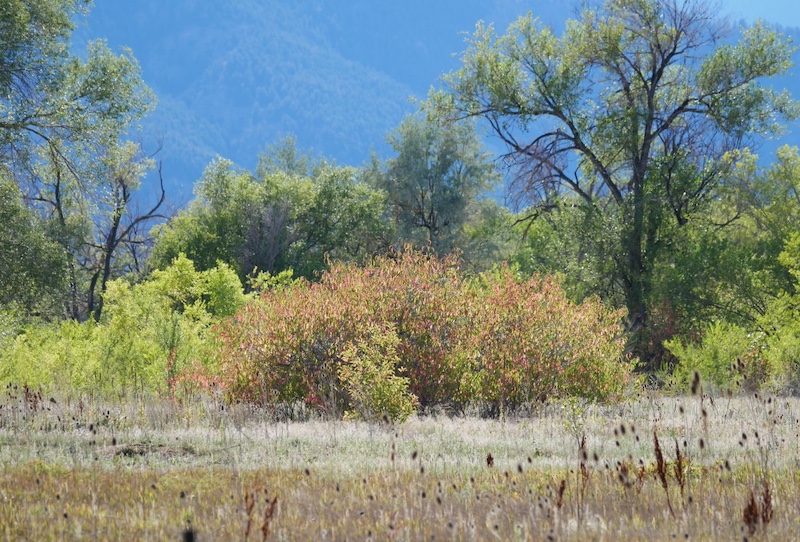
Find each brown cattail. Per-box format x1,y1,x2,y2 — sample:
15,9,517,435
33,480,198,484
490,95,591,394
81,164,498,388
762,481,773,526
691,371,701,395
674,439,685,499
743,491,759,535
244,491,256,541
261,495,278,542
654,430,675,518
618,462,631,488
654,431,668,490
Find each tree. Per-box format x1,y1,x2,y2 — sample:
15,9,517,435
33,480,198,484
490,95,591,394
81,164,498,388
366,113,500,256
0,166,66,316
1,1,161,321
439,0,798,363
152,146,388,282
21,136,165,322
1,2,153,171
82,144,167,321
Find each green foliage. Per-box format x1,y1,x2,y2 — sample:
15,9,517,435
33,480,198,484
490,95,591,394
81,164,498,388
756,233,800,392
682,147,800,323
338,323,417,423
152,147,388,282
668,228,800,395
151,159,257,278
1,0,160,322
665,322,758,393
509,200,626,306
760,324,800,394
247,269,296,293
1,0,153,157
365,113,500,258
0,168,66,316
0,255,243,397
0,319,100,393
97,254,244,395
216,249,633,415
458,198,517,273
439,0,799,368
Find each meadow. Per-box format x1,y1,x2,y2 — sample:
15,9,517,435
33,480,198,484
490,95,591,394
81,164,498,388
1,386,798,540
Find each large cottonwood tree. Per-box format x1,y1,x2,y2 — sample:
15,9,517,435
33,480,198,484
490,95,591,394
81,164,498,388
440,0,798,358
1,0,162,321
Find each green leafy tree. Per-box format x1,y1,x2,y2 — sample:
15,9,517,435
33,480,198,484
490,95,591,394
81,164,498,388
1,2,153,169
152,147,388,282
438,0,799,365
0,167,66,316
23,138,165,322
649,146,800,333
1,1,160,321
366,113,500,256
152,158,258,278
664,148,800,393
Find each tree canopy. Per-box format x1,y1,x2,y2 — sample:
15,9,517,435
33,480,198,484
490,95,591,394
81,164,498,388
1,0,153,168
438,0,799,362
151,146,389,283
365,113,500,256
1,0,162,321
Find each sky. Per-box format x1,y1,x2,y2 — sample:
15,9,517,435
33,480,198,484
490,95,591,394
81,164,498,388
723,0,800,27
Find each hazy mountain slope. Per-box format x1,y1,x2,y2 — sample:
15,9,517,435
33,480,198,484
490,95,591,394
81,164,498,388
77,1,799,200
82,1,414,195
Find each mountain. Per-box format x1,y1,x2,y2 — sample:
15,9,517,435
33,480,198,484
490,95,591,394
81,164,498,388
76,1,800,202
76,0,560,199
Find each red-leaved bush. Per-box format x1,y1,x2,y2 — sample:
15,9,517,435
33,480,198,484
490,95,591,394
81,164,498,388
459,268,633,410
214,250,634,415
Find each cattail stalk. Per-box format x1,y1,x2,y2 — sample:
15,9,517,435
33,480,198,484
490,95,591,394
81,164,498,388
674,439,685,503
654,430,675,518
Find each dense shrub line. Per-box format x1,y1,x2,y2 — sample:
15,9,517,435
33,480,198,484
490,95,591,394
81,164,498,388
665,233,800,395
0,250,634,418
214,250,634,419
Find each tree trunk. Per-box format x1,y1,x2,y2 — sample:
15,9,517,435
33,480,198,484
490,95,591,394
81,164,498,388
622,177,652,368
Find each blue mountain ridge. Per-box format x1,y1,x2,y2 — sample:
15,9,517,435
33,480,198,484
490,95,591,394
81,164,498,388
77,1,800,203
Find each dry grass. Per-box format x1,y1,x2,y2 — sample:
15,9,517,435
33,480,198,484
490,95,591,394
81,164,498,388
1,386,800,540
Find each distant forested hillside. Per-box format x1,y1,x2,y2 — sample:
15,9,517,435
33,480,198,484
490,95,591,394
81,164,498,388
74,2,799,199
78,1,568,197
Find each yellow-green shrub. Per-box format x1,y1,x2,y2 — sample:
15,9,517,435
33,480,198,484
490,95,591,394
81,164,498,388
338,323,417,423
0,255,244,397
664,321,761,393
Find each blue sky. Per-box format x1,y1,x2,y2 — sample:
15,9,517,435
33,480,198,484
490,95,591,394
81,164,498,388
723,0,800,27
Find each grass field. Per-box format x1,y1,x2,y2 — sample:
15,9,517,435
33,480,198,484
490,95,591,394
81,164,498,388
1,387,798,540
